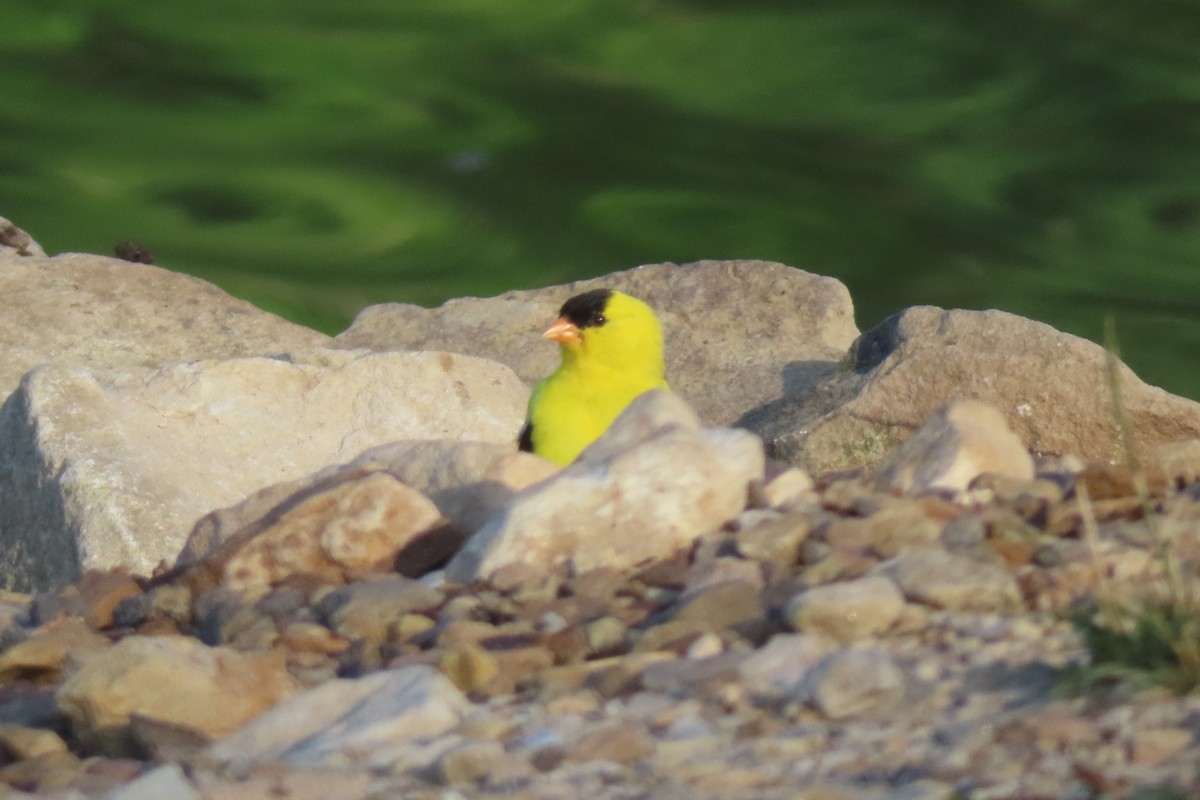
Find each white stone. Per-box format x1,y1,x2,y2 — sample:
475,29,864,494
0,349,528,589
873,399,1034,494
445,391,763,582
208,666,468,769
108,764,200,800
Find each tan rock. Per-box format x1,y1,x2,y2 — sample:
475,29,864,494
444,391,764,582
180,440,555,568
318,576,444,644
670,580,764,633
0,723,68,760
435,739,507,785
73,570,143,630
1150,438,1200,483
1129,726,1193,766
737,633,840,699
756,466,815,509
823,499,943,558
800,648,905,719
883,548,1022,612
785,576,904,642
872,399,1034,494
564,722,655,766
440,645,499,693
334,260,859,426
734,510,811,565
57,636,296,756
183,472,444,596
748,306,1200,472
0,617,109,680
0,349,527,590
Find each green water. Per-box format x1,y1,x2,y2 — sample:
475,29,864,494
3,1,1200,397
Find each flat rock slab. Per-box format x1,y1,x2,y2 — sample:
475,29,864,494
747,306,1200,472
333,260,860,426
207,666,467,770
0,252,329,402
0,350,528,591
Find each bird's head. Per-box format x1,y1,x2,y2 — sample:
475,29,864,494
542,288,664,377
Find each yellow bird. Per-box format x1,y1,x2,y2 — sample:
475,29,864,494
518,288,668,466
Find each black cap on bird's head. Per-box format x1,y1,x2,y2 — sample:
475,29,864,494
543,288,613,345
559,288,612,329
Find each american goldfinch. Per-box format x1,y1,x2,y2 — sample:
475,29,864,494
518,288,668,466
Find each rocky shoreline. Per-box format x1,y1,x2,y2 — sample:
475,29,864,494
1,219,1199,798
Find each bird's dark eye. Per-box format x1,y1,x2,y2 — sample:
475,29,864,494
595,314,606,326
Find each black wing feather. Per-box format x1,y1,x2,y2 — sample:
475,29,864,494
517,421,534,453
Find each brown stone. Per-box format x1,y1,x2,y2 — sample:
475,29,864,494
736,510,811,565
0,724,68,761
670,580,764,633
1129,726,1193,766
57,636,296,756
184,471,444,597
0,617,109,681
74,570,143,630
439,645,499,694
564,722,655,766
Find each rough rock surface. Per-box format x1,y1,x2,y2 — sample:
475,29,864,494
177,472,445,598
179,440,556,569
333,260,860,426
2,247,1200,798
746,306,1200,473
0,350,528,590
0,437,1195,797
57,636,295,756
0,251,328,401
445,391,764,582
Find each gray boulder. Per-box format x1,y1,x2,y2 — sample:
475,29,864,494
334,259,859,426
0,251,328,402
746,306,1200,473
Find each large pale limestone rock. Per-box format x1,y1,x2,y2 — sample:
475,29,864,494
746,307,1200,473
207,666,467,769
872,399,1034,494
445,391,764,583
57,636,296,757
0,350,528,591
334,260,859,426
0,251,328,402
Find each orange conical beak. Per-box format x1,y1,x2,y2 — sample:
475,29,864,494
542,316,582,345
